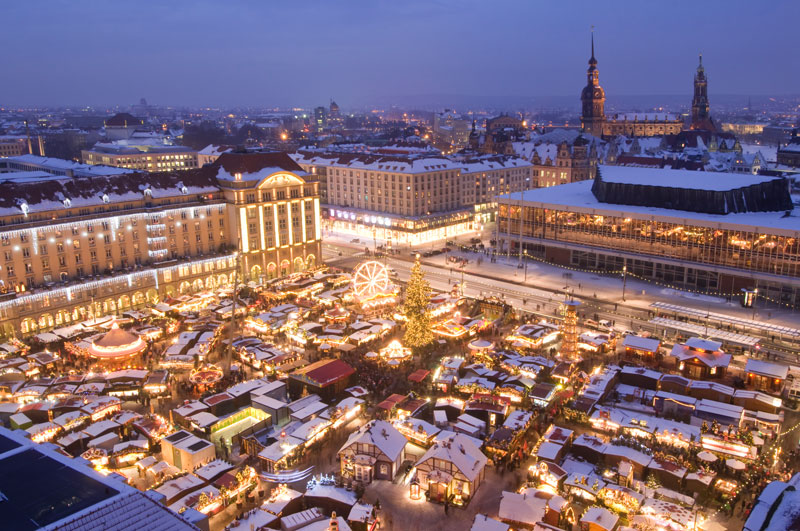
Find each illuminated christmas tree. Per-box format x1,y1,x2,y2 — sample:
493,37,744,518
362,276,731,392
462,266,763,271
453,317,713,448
403,255,434,348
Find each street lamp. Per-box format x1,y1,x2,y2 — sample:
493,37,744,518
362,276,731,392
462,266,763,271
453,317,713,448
621,265,627,302
752,288,758,320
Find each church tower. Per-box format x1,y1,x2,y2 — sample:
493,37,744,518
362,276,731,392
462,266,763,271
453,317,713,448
691,54,712,128
581,33,605,137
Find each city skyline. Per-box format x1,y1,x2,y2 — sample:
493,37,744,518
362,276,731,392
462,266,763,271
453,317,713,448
2,0,799,108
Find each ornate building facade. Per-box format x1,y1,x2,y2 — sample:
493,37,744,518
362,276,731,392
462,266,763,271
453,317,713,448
0,152,320,338
580,35,683,137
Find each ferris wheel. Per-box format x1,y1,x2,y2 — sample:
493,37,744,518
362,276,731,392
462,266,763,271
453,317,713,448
352,261,391,299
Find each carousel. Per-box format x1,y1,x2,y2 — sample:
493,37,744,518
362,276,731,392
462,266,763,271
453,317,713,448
87,322,147,365
324,305,351,324
468,339,495,366
189,364,224,389
379,340,412,365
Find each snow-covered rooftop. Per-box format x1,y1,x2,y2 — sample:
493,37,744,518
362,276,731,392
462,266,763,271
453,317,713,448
498,176,800,234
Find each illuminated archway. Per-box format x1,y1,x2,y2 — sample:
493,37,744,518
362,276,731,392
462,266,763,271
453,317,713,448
179,281,191,294
192,278,204,292
266,263,277,280
217,274,228,287
118,295,131,310
21,318,37,334
104,298,117,315
38,313,54,331
306,255,316,269
293,257,304,273
250,265,262,282
280,260,290,277
146,288,159,303
205,276,216,290
56,309,71,326
132,292,146,307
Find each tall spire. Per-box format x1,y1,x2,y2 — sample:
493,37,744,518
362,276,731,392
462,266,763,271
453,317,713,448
697,53,704,72
589,26,597,66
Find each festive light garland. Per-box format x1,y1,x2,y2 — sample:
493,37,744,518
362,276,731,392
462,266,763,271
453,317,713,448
476,247,800,310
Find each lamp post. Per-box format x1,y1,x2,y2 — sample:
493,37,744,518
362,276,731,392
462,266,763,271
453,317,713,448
621,265,627,302
752,288,758,320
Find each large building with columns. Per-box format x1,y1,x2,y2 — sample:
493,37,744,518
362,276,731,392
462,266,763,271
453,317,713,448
0,151,320,338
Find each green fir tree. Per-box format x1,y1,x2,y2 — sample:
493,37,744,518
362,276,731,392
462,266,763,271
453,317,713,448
403,255,434,348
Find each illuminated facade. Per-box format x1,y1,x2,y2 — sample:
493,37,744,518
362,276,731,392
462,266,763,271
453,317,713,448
581,34,683,137
0,137,28,158
292,150,532,243
0,152,321,338
214,152,321,282
498,166,800,307
82,144,198,172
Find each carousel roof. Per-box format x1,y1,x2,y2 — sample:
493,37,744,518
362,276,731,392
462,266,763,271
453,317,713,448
88,323,146,359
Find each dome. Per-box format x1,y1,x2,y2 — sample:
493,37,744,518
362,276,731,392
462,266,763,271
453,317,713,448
93,322,138,348
88,322,146,359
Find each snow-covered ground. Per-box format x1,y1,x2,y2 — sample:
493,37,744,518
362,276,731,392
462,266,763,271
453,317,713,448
322,227,800,331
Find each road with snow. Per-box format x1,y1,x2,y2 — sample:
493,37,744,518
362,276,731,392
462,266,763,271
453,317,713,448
322,240,800,363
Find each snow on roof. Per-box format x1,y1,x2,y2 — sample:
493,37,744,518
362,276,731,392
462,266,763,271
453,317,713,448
48,491,199,531
292,150,463,174
685,337,723,351
417,432,487,482
498,489,548,525
745,358,788,380
609,112,679,122
622,335,661,352
295,516,352,531
620,365,662,380
499,175,800,234
347,502,373,523
304,482,358,507
695,398,744,419
601,164,780,191
193,459,234,482
535,441,563,461
471,513,511,531
339,420,406,462
670,340,730,368
581,506,619,530
278,507,324,530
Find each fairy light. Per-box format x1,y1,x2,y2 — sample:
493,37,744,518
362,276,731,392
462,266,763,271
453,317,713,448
453,243,798,310
0,253,236,312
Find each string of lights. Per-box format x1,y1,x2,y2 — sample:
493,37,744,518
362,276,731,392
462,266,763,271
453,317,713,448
478,247,800,310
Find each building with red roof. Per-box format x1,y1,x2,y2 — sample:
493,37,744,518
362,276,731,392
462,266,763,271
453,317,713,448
288,358,354,401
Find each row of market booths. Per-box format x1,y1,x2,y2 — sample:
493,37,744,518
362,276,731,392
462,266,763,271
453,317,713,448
3,368,170,405
169,375,365,476
575,363,783,440
224,482,378,531
161,323,225,369
625,334,791,397
336,417,490,508
8,387,175,475
524,425,709,531
2,367,171,442
432,353,575,411
146,451,261,520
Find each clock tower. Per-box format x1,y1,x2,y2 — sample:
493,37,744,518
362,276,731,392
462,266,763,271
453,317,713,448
581,33,606,137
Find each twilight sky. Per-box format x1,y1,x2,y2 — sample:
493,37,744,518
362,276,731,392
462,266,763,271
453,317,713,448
2,0,797,109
